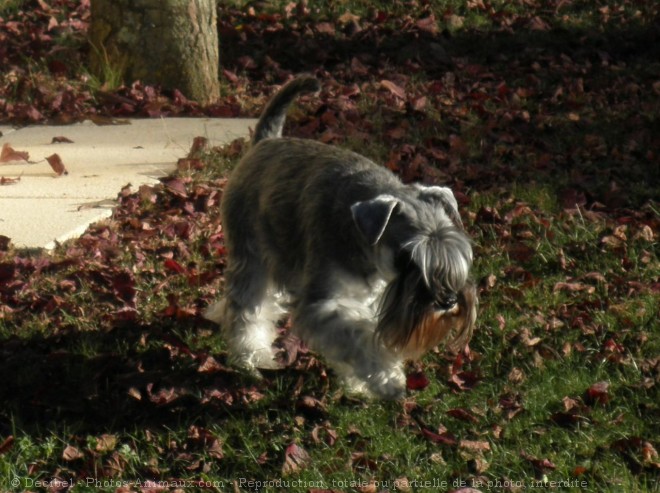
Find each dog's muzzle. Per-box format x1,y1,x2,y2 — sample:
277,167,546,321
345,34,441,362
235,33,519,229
398,282,477,360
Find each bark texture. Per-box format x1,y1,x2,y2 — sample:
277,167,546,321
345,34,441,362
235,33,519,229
89,0,220,104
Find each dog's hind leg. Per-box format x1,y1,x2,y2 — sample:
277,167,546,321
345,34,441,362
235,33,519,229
204,246,284,371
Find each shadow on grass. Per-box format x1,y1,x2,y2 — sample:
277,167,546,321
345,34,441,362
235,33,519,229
0,320,315,436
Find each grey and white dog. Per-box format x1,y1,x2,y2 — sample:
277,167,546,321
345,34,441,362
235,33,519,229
205,75,477,398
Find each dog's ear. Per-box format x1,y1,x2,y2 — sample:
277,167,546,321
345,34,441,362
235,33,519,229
351,195,400,245
415,185,463,228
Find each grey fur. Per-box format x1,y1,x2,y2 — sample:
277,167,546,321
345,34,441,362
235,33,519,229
205,76,477,399
252,75,321,144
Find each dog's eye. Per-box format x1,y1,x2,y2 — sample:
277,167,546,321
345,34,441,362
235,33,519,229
435,292,458,310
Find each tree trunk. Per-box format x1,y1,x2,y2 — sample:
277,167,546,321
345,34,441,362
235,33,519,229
89,0,220,105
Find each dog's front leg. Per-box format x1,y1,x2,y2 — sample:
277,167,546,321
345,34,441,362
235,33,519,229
293,300,406,399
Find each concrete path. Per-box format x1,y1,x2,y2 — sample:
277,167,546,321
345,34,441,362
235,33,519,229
0,118,255,250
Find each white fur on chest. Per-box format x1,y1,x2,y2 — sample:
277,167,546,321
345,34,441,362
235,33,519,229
316,270,388,324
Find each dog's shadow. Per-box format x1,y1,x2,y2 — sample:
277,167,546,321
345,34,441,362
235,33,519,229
0,319,328,437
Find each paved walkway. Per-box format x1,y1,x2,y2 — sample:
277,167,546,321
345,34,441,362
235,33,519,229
0,118,255,250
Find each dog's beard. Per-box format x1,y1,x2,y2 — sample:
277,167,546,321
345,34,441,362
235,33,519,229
377,269,477,360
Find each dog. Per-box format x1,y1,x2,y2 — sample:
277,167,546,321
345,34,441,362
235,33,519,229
205,75,477,399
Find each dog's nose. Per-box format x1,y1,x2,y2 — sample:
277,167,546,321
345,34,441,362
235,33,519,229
437,293,458,310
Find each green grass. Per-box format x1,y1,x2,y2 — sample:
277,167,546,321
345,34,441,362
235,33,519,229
0,0,25,15
2,177,656,491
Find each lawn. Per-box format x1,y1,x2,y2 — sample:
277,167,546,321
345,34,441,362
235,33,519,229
0,1,658,492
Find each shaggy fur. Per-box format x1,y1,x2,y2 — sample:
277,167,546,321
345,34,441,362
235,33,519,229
205,75,477,398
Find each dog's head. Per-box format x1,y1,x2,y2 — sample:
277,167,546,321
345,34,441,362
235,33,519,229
351,185,477,359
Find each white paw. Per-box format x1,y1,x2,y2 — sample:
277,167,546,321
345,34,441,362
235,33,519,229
343,366,406,400
248,348,282,370
367,367,407,399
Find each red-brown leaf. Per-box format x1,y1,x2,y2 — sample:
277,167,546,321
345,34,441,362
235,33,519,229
296,395,328,419
406,370,430,390
164,258,187,274
459,439,491,452
0,176,20,185
0,435,14,455
447,407,480,424
0,143,29,163
585,381,611,405
521,450,556,471
51,136,74,143
94,434,117,453
62,444,84,461
188,136,209,157
421,427,457,446
282,442,310,475
46,153,68,175
380,79,406,99
197,354,229,374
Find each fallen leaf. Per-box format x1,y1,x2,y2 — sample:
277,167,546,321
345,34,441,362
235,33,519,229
146,383,188,405
46,153,68,175
416,15,438,34
95,434,117,453
197,354,228,374
311,423,338,447
338,11,360,26
459,439,491,452
162,176,189,198
550,410,589,427
315,21,335,35
0,436,14,455
447,408,480,424
127,387,142,400
188,425,224,460
177,157,204,171
411,95,427,111
585,381,611,405
498,392,524,420
521,450,556,472
528,15,550,30
62,444,84,461
187,136,209,157
282,442,310,475
380,79,406,99
406,371,430,390
164,258,187,274
633,225,655,242
421,427,457,446
563,396,581,411
350,451,379,471
0,176,21,185
508,367,525,384
357,480,378,493
553,281,595,294
0,143,29,163
296,395,328,419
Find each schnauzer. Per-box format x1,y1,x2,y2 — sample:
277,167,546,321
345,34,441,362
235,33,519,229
205,75,477,399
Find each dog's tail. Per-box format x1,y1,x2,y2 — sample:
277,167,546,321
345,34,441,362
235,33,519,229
252,75,321,144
